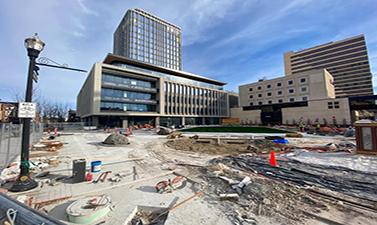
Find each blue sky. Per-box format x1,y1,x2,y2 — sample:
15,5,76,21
0,0,376,109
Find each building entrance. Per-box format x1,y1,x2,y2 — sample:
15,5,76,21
260,105,282,125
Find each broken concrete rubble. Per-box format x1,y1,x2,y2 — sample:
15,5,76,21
166,131,182,139
0,164,19,185
219,193,239,201
156,126,172,135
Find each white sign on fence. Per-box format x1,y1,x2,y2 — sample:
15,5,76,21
18,102,36,118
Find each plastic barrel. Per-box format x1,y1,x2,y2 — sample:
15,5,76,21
91,161,102,173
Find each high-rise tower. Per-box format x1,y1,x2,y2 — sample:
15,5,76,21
114,9,182,70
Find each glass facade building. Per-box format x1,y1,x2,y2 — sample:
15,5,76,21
77,54,230,128
100,72,158,113
114,9,182,70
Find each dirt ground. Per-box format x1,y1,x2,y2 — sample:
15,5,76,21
160,133,377,225
165,137,278,155
199,164,326,225
4,130,376,225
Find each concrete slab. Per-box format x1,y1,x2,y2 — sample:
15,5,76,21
23,131,232,225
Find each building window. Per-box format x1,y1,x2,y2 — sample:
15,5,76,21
288,89,295,93
301,87,307,92
249,95,253,99
249,87,253,92
258,94,262,98
277,82,282,87
288,80,293,85
302,96,308,101
258,101,263,105
328,102,333,109
257,86,262,90
249,102,253,106
300,78,306,83
267,92,272,96
267,84,271,89
289,98,295,102
334,101,340,108
278,99,283,103
268,100,272,104
277,91,282,95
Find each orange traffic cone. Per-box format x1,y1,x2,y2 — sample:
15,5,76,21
269,150,278,167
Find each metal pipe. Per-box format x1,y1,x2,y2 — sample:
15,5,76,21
36,62,87,73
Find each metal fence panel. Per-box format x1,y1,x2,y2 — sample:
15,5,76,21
0,123,43,169
44,122,85,132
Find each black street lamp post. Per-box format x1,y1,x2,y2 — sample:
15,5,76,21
10,34,45,192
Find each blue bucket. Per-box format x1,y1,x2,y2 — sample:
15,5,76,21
91,161,102,173
273,139,289,144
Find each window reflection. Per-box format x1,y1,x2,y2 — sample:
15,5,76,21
101,88,153,101
102,73,154,88
111,63,223,90
100,101,154,112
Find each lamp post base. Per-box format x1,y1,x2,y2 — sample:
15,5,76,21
9,175,38,192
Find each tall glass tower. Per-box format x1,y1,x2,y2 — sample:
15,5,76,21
114,9,182,70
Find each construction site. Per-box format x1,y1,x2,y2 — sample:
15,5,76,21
0,123,377,225
2,1,377,224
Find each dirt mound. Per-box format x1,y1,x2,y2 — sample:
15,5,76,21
165,138,247,155
103,133,129,145
166,138,282,155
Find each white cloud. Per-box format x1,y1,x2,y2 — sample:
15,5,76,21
72,31,85,38
164,0,245,45
211,0,314,48
77,0,98,16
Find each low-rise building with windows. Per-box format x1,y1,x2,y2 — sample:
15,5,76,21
239,69,334,106
77,54,230,128
232,68,376,125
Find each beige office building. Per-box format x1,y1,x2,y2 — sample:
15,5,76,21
239,69,334,106
284,35,374,97
77,54,230,128
233,69,353,125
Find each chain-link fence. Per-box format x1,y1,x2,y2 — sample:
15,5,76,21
0,123,43,169
44,122,85,132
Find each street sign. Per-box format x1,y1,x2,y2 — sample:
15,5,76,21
18,102,36,118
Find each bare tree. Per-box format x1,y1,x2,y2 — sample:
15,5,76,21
40,100,69,122
11,88,70,123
